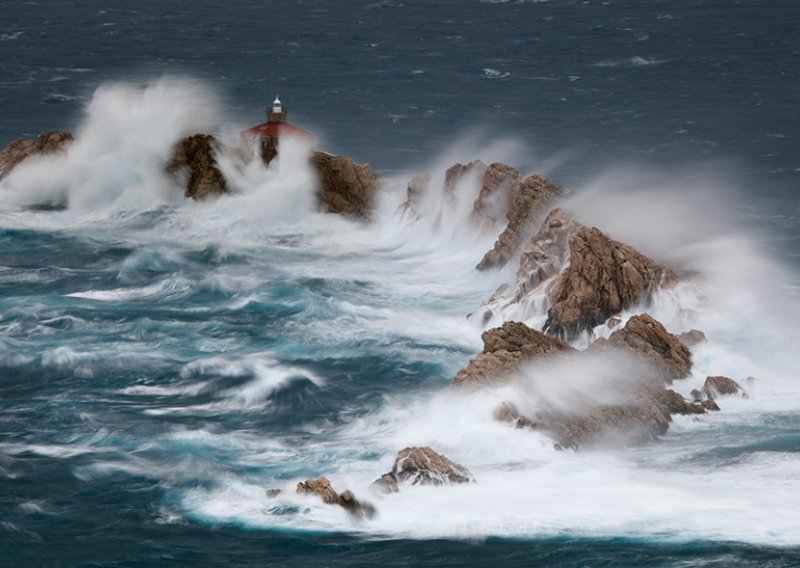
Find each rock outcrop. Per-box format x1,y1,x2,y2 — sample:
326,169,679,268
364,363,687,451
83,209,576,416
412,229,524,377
544,227,678,339
311,152,383,218
0,131,74,178
702,376,747,399
372,447,473,490
453,321,573,387
166,134,229,199
457,316,722,449
296,477,375,518
594,314,692,383
477,174,567,270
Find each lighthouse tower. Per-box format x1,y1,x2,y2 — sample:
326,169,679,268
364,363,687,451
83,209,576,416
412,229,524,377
242,95,314,164
267,95,287,124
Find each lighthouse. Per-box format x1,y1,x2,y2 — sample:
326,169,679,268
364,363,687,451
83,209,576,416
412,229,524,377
242,95,314,164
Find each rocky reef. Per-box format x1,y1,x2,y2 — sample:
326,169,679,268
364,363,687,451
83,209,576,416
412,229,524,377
0,130,382,218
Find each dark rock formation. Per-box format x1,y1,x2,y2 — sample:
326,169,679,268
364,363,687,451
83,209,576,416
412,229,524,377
296,477,375,518
452,321,573,387
477,175,567,270
595,314,692,383
0,131,74,178
544,227,678,339
311,152,383,218
374,447,473,488
702,376,747,399
166,134,229,199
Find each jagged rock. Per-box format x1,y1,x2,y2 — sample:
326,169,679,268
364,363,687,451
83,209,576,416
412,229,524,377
702,376,747,399
370,473,399,494
166,134,229,199
452,321,573,387
494,402,545,430
477,174,567,270
472,162,521,225
296,477,339,505
678,329,707,348
388,447,473,486
311,152,383,218
444,160,485,192
544,227,678,339
296,477,375,518
0,131,74,177
512,208,584,297
595,314,692,383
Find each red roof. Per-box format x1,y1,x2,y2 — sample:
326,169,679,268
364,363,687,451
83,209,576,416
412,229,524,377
242,122,313,138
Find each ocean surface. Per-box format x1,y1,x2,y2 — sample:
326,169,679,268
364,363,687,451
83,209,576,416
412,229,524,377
1,1,800,566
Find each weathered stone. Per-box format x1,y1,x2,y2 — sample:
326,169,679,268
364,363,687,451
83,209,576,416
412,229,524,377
296,477,339,505
265,488,282,498
702,376,747,399
453,321,573,387
296,477,375,518
544,227,678,339
472,162,521,225
166,134,229,199
477,174,567,270
390,447,473,486
444,160,486,193
311,152,383,218
596,314,693,383
678,329,707,348
370,473,399,494
0,131,74,178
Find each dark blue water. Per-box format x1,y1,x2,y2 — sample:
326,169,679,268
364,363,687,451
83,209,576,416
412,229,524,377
2,1,800,566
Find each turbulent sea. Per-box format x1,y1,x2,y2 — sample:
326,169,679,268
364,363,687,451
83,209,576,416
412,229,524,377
2,1,800,566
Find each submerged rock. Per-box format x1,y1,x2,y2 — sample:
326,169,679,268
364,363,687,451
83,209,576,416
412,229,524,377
544,227,678,339
0,130,74,178
296,477,375,518
311,151,383,218
374,447,473,488
477,174,567,270
452,321,573,387
166,134,229,199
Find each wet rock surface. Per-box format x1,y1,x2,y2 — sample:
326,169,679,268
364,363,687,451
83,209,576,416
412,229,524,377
373,447,473,489
166,134,229,199
477,175,567,270
544,227,678,339
703,376,747,399
594,314,693,383
0,131,74,178
311,151,383,218
453,321,573,387
296,477,375,518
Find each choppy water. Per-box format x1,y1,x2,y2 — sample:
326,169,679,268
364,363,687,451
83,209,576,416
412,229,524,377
1,1,799,566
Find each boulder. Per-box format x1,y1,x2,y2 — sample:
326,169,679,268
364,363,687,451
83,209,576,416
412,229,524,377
452,321,574,387
477,174,567,270
311,152,383,218
296,476,375,518
0,131,74,178
702,376,747,399
678,329,707,348
595,314,692,383
374,447,473,488
165,134,229,199
544,227,678,339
